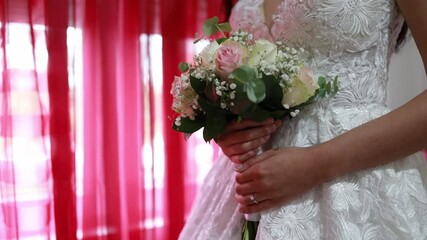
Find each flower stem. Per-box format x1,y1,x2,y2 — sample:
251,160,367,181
241,219,259,240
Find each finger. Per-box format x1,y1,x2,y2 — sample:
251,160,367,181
234,149,277,174
226,135,271,159
235,180,265,195
224,118,274,133
234,148,258,163
239,199,277,214
235,192,268,206
219,123,277,147
274,119,282,129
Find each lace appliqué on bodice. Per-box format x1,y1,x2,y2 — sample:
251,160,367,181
230,0,404,108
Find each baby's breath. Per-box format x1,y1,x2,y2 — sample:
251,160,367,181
230,29,253,46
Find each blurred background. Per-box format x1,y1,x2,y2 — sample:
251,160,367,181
0,0,425,239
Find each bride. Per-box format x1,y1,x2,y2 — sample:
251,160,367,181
179,0,427,239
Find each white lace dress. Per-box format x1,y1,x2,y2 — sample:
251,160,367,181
178,0,427,239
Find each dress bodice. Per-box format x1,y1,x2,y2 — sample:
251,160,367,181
179,2,427,240
230,0,405,108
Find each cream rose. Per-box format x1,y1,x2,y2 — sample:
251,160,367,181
199,41,220,69
248,39,277,67
282,65,318,107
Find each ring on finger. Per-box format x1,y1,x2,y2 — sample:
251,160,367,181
249,193,258,204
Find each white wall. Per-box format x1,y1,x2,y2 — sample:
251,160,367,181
387,36,427,109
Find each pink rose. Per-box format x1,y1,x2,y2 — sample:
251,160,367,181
215,41,248,80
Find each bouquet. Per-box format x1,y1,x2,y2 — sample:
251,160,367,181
170,17,338,142
170,16,338,239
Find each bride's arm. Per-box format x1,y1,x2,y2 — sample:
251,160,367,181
235,0,427,213
318,0,427,182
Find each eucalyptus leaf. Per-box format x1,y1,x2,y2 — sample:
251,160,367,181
217,23,232,33
230,65,256,84
203,17,220,37
245,80,266,103
216,37,228,44
178,62,189,72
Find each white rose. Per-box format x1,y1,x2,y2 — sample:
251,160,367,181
282,65,318,107
248,39,277,67
199,41,220,69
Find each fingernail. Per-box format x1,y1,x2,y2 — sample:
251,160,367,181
234,163,243,171
270,125,277,132
231,156,239,163
266,118,274,124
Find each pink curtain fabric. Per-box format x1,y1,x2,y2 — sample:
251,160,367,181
79,0,145,239
1,0,227,239
160,1,226,238
0,0,75,238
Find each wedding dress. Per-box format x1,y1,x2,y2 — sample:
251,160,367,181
178,0,427,239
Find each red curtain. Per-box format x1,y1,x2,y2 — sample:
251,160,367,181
159,1,226,238
1,0,227,239
80,0,227,239
1,0,75,238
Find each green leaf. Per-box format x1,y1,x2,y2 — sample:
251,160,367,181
333,75,338,86
325,81,331,93
197,97,215,112
230,90,252,114
237,115,243,122
332,76,339,96
203,112,227,142
230,65,266,103
318,76,327,88
261,74,283,109
245,80,266,103
178,62,189,72
248,105,270,121
217,22,232,33
216,37,228,44
172,116,204,134
318,88,326,97
230,65,256,84
333,85,339,96
270,109,288,119
203,17,220,37
190,75,206,95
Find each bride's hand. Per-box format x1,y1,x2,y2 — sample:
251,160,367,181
215,118,282,164
234,147,329,214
